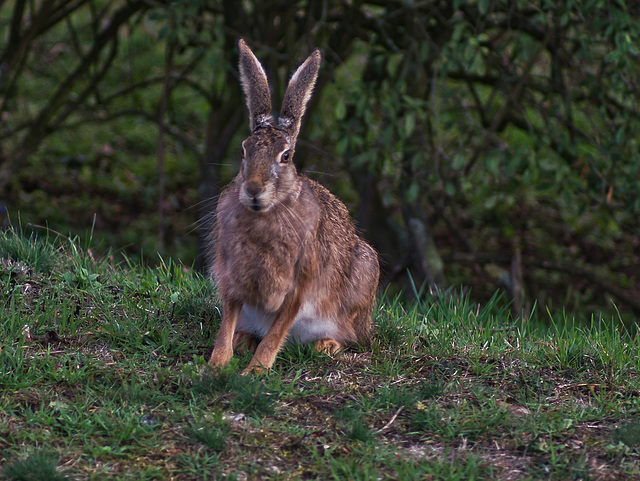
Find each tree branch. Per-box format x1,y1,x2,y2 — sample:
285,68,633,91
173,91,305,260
58,108,202,162
0,0,149,192
53,36,120,126
447,252,640,315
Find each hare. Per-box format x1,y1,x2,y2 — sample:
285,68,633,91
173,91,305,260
208,39,379,374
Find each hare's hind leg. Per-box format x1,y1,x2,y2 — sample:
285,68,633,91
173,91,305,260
349,241,379,340
233,331,259,354
209,300,242,368
315,338,343,355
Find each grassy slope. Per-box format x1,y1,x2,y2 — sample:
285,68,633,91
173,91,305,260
0,229,639,481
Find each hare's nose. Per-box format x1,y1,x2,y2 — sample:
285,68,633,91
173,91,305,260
245,180,263,198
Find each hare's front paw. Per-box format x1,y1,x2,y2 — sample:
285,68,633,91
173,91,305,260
314,338,343,356
209,347,233,368
241,359,269,376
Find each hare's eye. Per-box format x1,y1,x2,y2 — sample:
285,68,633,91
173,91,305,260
280,150,291,163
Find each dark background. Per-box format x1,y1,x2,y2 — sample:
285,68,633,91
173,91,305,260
1,0,638,323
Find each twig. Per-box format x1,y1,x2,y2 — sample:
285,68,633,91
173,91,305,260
491,327,517,332
375,406,404,434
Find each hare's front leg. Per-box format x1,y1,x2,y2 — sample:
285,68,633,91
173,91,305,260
243,293,302,375
209,300,242,368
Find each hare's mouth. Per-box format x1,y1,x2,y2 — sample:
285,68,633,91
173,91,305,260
243,195,271,213
240,185,274,213
250,198,262,211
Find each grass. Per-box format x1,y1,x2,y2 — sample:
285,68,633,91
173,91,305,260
1,227,640,480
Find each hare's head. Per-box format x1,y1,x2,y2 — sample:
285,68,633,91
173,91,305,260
236,39,322,213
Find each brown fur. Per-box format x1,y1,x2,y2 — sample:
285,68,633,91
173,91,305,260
207,39,379,374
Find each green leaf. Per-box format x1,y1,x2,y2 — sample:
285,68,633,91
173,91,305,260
452,153,467,171
336,137,349,156
406,181,420,203
484,195,497,209
445,182,457,196
403,113,416,138
158,25,169,41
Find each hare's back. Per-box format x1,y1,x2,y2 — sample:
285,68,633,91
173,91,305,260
302,177,360,240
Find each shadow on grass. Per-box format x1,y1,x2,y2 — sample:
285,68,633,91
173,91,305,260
2,450,68,481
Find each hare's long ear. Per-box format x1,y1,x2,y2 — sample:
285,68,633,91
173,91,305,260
238,39,273,131
279,49,322,146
